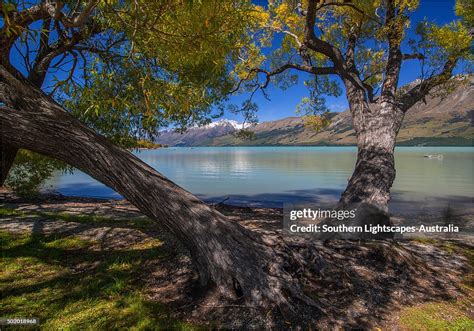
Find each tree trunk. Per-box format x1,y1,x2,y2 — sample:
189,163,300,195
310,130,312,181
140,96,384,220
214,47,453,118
0,66,19,186
0,141,17,186
0,66,314,313
341,93,405,213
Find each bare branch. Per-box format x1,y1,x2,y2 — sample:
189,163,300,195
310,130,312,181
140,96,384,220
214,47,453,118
231,63,337,94
0,1,96,76
44,0,98,28
28,23,100,87
402,53,425,61
49,51,79,96
257,64,337,89
398,57,458,111
265,25,303,48
63,1,98,28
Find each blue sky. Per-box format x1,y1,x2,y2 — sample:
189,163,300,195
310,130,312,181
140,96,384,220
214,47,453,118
226,0,462,123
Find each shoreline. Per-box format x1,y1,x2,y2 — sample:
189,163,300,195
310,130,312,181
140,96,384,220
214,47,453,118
1,189,473,242
27,189,474,219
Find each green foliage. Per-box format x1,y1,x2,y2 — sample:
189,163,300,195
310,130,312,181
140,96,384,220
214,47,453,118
426,21,472,57
233,129,256,140
228,100,259,129
410,16,472,80
5,151,70,198
134,140,167,149
455,0,474,28
58,0,255,143
296,77,341,127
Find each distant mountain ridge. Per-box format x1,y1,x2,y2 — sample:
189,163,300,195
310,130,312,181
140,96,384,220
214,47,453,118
156,80,473,147
156,119,249,147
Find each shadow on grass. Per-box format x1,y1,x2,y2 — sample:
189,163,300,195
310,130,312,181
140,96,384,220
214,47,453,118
0,228,196,330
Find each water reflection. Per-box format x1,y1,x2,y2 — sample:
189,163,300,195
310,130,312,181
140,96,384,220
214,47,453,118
47,146,474,209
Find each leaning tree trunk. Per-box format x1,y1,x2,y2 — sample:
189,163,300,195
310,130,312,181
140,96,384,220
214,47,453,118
340,90,405,213
0,65,315,314
0,66,18,186
0,141,17,186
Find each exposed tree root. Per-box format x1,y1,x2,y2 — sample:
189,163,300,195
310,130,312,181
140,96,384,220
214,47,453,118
194,205,471,329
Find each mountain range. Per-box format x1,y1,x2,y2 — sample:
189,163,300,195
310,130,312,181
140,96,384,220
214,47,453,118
156,80,473,147
155,119,249,147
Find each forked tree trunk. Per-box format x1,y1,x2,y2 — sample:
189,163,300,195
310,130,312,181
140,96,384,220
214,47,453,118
340,89,405,213
0,66,311,312
0,142,17,186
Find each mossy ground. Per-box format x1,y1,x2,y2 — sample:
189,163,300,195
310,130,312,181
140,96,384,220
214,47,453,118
0,206,198,330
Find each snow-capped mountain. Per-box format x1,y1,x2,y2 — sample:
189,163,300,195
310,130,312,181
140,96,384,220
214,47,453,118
203,119,250,130
156,119,249,146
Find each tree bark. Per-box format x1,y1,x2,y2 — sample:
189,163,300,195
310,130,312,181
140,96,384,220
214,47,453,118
0,142,17,186
340,87,405,213
0,66,312,313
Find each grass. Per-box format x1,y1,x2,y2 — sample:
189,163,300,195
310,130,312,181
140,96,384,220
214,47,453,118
0,208,198,330
398,302,474,331
0,205,155,231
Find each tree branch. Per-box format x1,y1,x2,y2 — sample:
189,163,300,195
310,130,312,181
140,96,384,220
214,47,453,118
398,57,458,111
0,1,97,79
2,3,49,30
257,64,337,89
304,1,374,102
28,23,100,87
402,53,425,60
45,0,99,28
344,22,361,70
381,0,404,99
231,63,336,94
304,0,345,67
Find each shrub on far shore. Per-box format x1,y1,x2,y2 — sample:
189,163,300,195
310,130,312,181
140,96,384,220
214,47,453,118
134,140,167,149
4,150,70,198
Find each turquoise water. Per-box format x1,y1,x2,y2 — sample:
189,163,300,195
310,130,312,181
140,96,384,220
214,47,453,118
47,146,474,208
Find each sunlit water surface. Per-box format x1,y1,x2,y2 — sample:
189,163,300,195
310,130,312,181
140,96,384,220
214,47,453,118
47,147,473,211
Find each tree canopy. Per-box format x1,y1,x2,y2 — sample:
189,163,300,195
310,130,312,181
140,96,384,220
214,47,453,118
2,1,471,137
1,0,257,145
231,0,472,129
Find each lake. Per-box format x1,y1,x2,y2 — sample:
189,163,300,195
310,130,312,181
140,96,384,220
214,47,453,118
47,146,474,212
